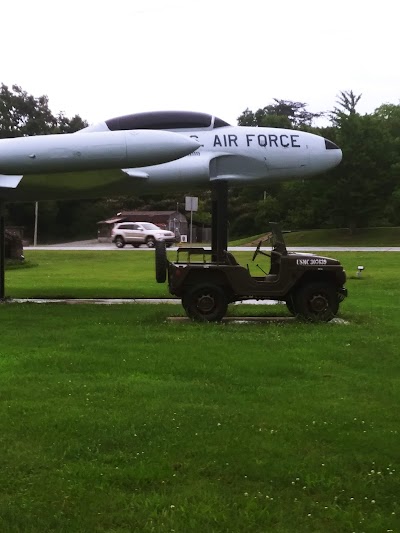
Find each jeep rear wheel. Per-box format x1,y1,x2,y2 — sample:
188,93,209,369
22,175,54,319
286,295,297,316
115,236,125,248
182,284,228,322
294,281,339,322
155,241,167,283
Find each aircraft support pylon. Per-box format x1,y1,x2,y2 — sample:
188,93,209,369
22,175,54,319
0,201,5,300
211,181,228,262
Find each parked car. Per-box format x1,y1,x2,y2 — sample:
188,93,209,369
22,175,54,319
111,222,176,248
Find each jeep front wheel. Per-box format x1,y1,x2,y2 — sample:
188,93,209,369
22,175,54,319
115,236,125,248
294,281,339,322
146,237,156,248
182,284,228,322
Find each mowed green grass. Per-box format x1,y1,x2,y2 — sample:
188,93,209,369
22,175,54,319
1,251,400,532
5,250,172,299
5,248,400,299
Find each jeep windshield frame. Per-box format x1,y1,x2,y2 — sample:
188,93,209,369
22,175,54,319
268,222,288,255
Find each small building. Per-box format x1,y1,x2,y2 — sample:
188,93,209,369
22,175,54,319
5,229,24,260
97,211,188,242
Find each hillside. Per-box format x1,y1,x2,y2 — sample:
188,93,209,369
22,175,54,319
231,227,400,247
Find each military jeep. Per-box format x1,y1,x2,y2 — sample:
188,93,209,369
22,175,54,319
155,223,347,322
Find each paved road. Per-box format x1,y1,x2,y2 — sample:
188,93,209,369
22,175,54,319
25,240,400,252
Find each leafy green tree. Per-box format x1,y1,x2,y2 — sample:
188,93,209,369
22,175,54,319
325,102,396,231
0,83,57,138
0,83,87,138
0,83,88,241
385,185,400,225
331,90,362,121
55,112,88,134
238,99,323,129
254,195,283,229
372,103,400,225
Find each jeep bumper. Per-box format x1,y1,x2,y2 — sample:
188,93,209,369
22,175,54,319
338,287,348,301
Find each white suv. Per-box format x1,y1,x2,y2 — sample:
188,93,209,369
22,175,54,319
111,222,176,248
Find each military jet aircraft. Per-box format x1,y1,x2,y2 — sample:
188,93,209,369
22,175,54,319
0,110,343,298
0,111,341,201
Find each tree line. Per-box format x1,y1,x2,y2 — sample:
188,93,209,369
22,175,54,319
1,84,399,241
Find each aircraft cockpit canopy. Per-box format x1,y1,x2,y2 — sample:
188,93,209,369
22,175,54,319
104,111,231,131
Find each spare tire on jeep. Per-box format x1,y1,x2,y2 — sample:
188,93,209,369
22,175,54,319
155,240,167,283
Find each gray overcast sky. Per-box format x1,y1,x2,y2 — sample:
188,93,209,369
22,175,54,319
2,0,398,126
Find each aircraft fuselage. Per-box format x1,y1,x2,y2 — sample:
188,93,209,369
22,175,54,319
0,111,342,201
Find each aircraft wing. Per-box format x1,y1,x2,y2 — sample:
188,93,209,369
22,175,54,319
121,169,149,179
1,153,267,201
0,174,23,188
0,168,151,201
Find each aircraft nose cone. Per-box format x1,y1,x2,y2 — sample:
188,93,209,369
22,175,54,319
148,131,200,162
125,130,201,166
178,134,201,153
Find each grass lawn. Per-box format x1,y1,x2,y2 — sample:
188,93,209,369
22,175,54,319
1,251,400,531
4,248,398,299
5,250,173,299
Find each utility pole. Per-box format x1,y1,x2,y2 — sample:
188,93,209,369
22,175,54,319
185,196,198,244
34,202,38,246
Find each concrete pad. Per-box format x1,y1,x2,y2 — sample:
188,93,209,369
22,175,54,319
167,316,295,323
330,317,350,325
168,316,350,324
8,298,280,305
8,298,182,305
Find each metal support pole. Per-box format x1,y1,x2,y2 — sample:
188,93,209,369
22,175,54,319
0,201,5,300
211,189,218,257
34,201,38,246
211,181,228,262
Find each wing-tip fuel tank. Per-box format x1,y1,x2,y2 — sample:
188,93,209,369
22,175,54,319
0,130,200,176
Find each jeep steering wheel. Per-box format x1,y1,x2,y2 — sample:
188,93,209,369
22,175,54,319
252,241,271,261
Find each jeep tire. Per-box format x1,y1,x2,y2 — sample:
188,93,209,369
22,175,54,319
182,283,228,322
294,281,339,322
155,241,168,283
286,294,297,316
